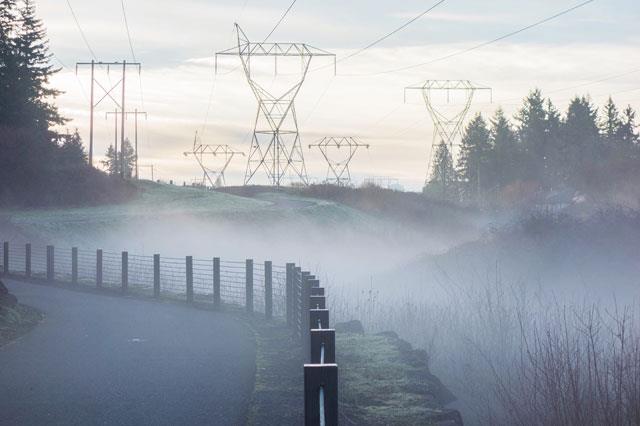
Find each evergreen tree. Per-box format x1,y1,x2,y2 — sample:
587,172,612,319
562,96,601,188
618,105,639,149
544,99,563,188
489,109,518,189
516,89,548,183
457,114,491,201
102,138,135,178
0,0,19,125
14,0,63,130
601,97,621,144
58,129,87,167
426,140,456,201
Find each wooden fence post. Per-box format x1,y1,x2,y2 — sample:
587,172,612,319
153,254,160,298
310,329,336,364
304,364,339,426
186,256,193,303
25,243,31,278
310,309,330,330
245,259,253,313
121,251,128,292
265,261,273,319
96,249,103,288
302,272,312,361
213,257,221,308
72,247,78,285
46,245,54,282
286,263,295,326
310,294,325,310
2,242,8,276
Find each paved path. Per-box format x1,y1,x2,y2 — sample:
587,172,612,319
0,280,256,426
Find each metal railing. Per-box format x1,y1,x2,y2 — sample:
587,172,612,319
1,241,337,425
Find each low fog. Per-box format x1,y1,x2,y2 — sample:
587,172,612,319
4,184,640,424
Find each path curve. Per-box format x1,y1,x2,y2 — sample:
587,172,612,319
0,280,256,426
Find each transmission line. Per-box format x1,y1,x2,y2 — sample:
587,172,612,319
341,0,446,62
65,0,97,60
263,0,297,42
120,0,137,63
351,0,596,76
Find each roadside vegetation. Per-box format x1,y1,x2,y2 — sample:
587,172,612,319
0,1,134,208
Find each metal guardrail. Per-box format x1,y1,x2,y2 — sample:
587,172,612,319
1,241,338,425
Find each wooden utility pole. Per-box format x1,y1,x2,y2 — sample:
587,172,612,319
75,60,142,169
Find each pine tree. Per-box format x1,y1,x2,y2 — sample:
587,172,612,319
58,129,87,167
618,105,639,148
14,0,63,130
0,0,19,125
426,140,456,200
516,89,548,183
102,138,135,178
601,97,621,143
457,113,491,201
562,96,601,188
489,109,518,189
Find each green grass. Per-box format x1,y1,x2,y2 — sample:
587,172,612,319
337,331,459,425
3,180,389,246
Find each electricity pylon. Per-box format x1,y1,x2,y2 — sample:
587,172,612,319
183,132,246,188
405,80,491,186
215,24,336,187
309,137,370,186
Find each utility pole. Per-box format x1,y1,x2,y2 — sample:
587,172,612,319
139,164,155,181
76,60,142,169
106,109,148,179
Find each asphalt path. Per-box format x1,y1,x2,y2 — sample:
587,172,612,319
0,280,256,426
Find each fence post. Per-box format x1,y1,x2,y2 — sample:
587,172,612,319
310,294,325,310
2,242,8,276
265,261,273,319
153,254,160,298
46,245,54,282
25,243,31,278
186,256,193,303
96,249,103,288
304,364,339,426
310,329,336,364
72,247,78,285
310,309,330,330
213,257,221,308
286,263,294,327
121,251,128,292
245,259,253,314
302,272,312,361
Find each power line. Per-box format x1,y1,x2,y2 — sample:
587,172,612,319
263,0,297,42
341,0,447,62
120,0,137,63
65,0,96,60
351,0,596,76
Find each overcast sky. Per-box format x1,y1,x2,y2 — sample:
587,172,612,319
40,0,640,190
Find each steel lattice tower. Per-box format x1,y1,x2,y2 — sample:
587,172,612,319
183,132,245,188
309,137,370,186
216,24,335,187
405,80,491,186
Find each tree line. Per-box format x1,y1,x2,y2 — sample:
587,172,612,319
427,90,640,206
0,0,133,206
